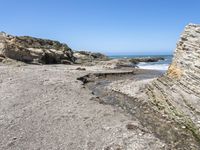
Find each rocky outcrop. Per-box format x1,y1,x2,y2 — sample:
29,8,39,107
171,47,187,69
167,24,200,90
97,59,136,69
0,32,75,64
129,57,164,64
146,24,200,142
83,24,200,147
73,51,109,64
97,57,165,69
78,68,200,149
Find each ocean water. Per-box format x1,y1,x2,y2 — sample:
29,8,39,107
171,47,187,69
108,55,173,71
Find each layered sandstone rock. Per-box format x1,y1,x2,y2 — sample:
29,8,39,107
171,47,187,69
146,24,200,141
0,32,75,64
167,24,200,94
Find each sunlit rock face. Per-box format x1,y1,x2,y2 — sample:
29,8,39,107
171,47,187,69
73,51,109,64
146,24,200,143
167,24,200,95
0,32,75,64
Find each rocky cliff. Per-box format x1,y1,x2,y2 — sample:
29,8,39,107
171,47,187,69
146,24,200,142
167,24,200,95
0,32,75,64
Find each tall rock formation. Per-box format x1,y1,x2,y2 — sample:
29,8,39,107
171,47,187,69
167,24,200,95
0,32,75,64
146,24,200,142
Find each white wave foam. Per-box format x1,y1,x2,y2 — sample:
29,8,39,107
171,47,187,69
138,64,169,71
139,62,147,65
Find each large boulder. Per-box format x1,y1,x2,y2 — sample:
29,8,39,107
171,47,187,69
129,57,165,64
0,32,75,64
97,59,136,69
73,51,109,64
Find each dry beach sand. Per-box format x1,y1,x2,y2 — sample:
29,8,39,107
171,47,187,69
1,63,199,149
0,64,168,150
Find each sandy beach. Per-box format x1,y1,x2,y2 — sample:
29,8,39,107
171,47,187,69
0,63,199,149
0,64,168,150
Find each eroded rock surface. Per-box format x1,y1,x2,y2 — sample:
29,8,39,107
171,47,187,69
97,59,136,69
0,32,75,64
73,51,109,64
78,68,200,149
145,24,200,143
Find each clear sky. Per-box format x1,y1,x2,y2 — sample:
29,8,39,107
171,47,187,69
1,0,200,55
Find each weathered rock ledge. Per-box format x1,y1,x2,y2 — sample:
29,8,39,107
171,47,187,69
0,32,76,64
73,50,109,64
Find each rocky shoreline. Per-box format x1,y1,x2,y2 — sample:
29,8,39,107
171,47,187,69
1,24,200,149
77,69,199,149
0,31,164,68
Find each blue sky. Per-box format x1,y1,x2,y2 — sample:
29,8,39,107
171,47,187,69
1,0,200,55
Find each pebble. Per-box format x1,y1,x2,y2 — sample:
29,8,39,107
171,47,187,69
181,126,186,129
